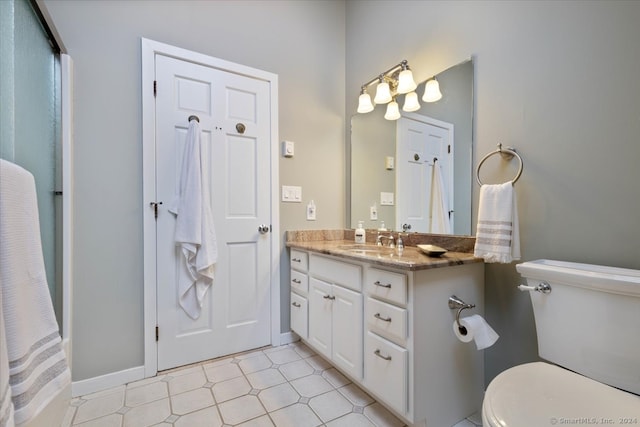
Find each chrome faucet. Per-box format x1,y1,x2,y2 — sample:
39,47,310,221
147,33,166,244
376,233,395,248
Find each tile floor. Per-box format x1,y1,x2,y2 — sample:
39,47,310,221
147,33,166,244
63,342,483,427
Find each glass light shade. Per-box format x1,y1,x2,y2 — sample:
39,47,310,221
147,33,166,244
374,81,392,104
357,92,374,113
384,101,401,120
422,78,442,102
397,69,417,94
402,91,420,112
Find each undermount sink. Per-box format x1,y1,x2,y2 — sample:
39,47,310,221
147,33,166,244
337,244,396,255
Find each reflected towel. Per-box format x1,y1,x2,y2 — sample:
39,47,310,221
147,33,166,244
0,160,71,426
168,120,218,319
429,160,451,234
474,182,520,263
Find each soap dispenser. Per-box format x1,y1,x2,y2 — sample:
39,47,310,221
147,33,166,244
355,221,366,244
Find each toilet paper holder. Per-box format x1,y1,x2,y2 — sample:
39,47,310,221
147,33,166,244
448,295,475,335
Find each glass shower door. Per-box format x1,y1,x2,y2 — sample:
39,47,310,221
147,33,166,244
0,0,62,324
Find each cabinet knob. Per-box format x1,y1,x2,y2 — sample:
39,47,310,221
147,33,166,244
292,302,301,308
323,294,335,300
292,279,301,284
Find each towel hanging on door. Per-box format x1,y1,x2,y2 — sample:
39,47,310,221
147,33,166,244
169,119,218,319
429,159,451,234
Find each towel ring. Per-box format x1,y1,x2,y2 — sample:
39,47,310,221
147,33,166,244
188,115,200,123
476,143,523,186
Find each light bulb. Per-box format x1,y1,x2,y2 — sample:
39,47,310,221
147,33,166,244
384,101,401,120
397,69,417,94
357,92,374,113
422,78,442,102
374,81,392,104
402,91,420,112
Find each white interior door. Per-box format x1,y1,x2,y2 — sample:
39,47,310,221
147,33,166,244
154,54,272,371
396,115,453,233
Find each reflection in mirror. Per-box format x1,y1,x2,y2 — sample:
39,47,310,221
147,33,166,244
350,59,473,235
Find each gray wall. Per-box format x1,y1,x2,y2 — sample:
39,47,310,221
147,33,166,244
42,0,345,381
43,0,640,387
346,0,640,383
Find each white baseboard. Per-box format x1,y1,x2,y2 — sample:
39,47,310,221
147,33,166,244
72,334,298,397
280,331,300,345
71,365,145,397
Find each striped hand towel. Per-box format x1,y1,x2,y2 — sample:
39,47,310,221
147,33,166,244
474,182,521,263
0,160,71,426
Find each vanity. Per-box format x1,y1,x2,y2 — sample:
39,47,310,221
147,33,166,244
287,229,485,427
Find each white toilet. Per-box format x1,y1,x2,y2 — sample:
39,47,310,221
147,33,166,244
482,259,640,427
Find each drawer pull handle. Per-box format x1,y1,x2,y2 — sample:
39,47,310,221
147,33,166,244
292,302,301,308
323,294,335,300
373,281,392,289
374,313,392,322
292,279,302,284
374,349,392,361
292,258,302,263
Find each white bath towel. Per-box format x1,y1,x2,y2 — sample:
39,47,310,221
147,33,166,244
429,160,451,234
474,182,521,263
1,288,15,427
0,160,71,426
168,120,218,319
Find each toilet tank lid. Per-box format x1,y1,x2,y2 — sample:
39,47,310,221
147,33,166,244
516,259,640,297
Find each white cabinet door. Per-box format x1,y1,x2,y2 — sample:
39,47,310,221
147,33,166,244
290,292,308,340
332,285,363,379
308,278,333,359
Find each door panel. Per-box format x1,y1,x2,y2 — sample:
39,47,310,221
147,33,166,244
155,54,271,370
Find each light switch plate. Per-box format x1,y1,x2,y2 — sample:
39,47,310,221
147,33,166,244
380,192,394,206
282,185,302,202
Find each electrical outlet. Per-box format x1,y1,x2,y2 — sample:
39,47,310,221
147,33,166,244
370,205,378,220
307,200,316,220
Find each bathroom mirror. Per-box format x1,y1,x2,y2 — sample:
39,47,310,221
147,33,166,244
350,59,473,235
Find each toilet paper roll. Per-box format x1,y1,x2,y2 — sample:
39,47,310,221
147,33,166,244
453,314,499,350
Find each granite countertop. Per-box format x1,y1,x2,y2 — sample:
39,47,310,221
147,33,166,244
286,230,482,271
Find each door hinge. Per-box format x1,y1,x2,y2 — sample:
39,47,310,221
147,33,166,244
155,326,159,342
448,144,451,154
150,201,163,219
153,80,157,97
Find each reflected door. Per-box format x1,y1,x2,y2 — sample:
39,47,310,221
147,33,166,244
396,115,453,233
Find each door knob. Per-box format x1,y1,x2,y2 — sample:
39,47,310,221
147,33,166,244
258,224,270,234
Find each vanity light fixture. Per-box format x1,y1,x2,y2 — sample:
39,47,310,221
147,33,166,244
357,59,440,121
422,77,443,102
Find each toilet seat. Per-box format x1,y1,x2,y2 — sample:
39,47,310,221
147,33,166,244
483,362,640,427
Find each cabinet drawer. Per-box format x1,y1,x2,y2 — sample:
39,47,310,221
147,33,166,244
310,255,362,292
364,331,408,415
365,297,407,344
365,268,407,305
290,269,308,294
290,250,308,271
290,292,308,340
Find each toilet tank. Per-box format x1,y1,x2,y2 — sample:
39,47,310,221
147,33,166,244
516,259,640,395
